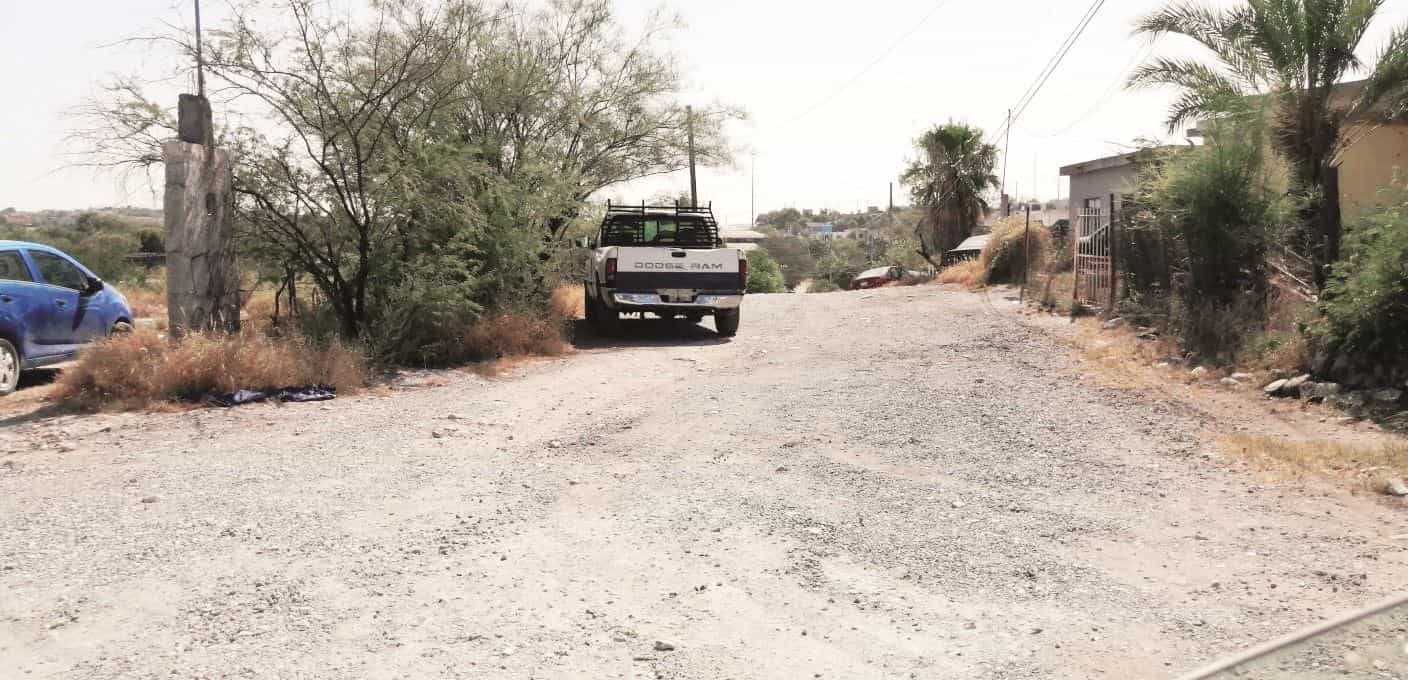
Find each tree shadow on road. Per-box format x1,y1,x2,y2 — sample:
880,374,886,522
570,317,731,350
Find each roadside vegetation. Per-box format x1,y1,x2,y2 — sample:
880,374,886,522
1220,434,1408,495
900,122,1000,268
81,0,731,349
930,214,1054,290
935,260,986,288
752,208,931,293
1317,181,1408,383
1117,0,1408,384
0,210,164,287
40,0,732,410
53,329,368,410
745,249,786,294
1121,115,1292,362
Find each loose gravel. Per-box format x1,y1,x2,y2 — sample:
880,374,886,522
2,285,1406,679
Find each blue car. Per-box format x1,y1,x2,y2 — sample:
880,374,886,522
0,241,134,395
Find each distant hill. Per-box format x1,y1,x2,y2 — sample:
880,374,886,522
0,206,161,229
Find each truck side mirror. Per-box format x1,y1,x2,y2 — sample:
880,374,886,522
574,236,595,249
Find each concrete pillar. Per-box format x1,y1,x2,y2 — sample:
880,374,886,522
163,140,239,336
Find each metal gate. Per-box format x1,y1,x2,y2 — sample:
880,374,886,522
1074,208,1113,309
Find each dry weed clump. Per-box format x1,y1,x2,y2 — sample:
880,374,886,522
1220,434,1408,493
550,284,585,320
979,215,1052,284
1068,318,1194,388
1036,271,1075,314
53,329,368,410
1235,289,1313,372
461,312,570,362
122,285,167,319
241,289,281,329
935,260,986,288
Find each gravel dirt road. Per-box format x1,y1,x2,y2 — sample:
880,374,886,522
2,285,1406,679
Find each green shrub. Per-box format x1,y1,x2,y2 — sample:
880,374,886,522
760,236,816,289
883,237,932,272
1319,180,1408,365
745,249,786,293
1127,117,1292,359
0,213,150,283
808,278,841,293
813,239,868,290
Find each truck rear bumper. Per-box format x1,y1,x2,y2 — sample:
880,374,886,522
605,290,743,311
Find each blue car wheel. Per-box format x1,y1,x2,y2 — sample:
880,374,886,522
0,339,18,395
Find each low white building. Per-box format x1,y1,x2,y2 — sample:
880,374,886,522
720,228,766,252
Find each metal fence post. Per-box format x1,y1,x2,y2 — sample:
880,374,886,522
1107,192,1118,313
1020,204,1031,304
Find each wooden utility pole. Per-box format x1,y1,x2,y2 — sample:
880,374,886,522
686,106,698,208
194,0,205,98
888,182,894,213
1000,108,1012,216
750,151,756,227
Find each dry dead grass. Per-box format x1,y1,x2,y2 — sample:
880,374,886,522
1070,319,1407,496
52,329,369,410
550,284,585,320
980,215,1052,284
935,260,986,288
1036,271,1075,315
241,288,279,328
462,312,569,362
1064,318,1239,393
1236,290,1313,372
1220,434,1408,493
123,285,167,320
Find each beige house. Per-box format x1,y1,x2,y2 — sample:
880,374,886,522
1261,78,1408,216
1336,120,1408,216
1060,79,1408,223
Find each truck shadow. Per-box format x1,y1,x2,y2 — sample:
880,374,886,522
570,317,731,349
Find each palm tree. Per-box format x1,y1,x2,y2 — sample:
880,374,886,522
900,122,999,264
1130,0,1408,288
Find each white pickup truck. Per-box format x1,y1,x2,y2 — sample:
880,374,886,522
579,203,746,337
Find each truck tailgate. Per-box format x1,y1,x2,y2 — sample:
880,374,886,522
613,247,741,290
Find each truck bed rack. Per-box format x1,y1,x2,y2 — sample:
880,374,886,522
600,201,721,248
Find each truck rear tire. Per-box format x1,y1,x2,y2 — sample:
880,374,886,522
590,296,621,337
584,290,599,325
714,308,740,337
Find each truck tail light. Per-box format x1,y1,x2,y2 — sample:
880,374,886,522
605,257,617,286
738,258,748,290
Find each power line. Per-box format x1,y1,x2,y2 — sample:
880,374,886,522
1024,38,1159,139
777,0,956,128
992,0,1109,142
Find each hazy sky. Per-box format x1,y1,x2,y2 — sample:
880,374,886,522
4,0,1408,226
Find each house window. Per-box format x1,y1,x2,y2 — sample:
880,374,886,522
1083,197,1104,212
